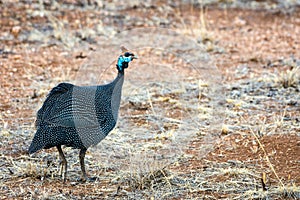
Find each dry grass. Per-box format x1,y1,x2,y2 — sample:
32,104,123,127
1,1,300,199
276,66,300,88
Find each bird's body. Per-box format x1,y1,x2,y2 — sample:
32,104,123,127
28,51,137,181
29,73,123,153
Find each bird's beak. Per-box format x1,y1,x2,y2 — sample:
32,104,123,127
132,55,138,60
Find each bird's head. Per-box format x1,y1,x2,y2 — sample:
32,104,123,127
116,51,138,72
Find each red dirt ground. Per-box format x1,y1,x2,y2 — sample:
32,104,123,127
1,1,299,199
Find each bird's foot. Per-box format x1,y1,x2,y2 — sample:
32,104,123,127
78,176,97,183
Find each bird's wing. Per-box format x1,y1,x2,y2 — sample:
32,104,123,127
36,83,73,127
36,83,109,128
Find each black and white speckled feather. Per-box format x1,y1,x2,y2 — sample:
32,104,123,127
29,70,125,153
28,51,137,181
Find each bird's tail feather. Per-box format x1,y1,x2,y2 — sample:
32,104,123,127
28,129,45,154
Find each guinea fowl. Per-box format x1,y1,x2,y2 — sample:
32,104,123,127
28,50,137,182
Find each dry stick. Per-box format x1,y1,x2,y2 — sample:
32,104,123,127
147,89,156,116
199,1,207,39
239,115,286,189
261,172,268,191
159,168,173,192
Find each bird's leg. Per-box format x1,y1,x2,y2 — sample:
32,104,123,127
79,148,88,181
57,147,64,176
57,145,67,182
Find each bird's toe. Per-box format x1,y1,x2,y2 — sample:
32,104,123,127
78,176,97,183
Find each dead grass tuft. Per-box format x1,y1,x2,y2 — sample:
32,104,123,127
276,66,300,88
128,168,172,190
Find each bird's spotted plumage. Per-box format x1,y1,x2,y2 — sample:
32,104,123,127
28,51,137,181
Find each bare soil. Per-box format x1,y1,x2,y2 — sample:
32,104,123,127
0,1,299,199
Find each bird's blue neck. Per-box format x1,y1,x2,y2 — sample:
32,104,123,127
117,55,132,72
